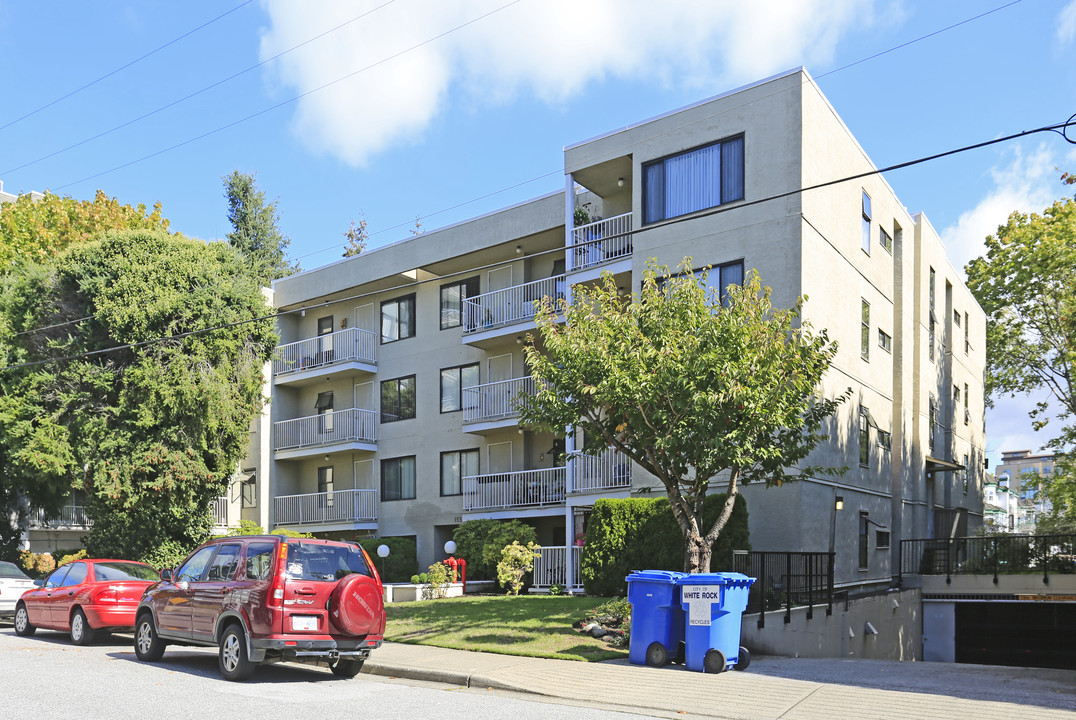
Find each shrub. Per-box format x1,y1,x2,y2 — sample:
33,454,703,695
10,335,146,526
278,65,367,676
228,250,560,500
57,549,88,566
497,541,541,595
18,550,56,577
423,562,453,599
581,493,749,596
453,519,537,581
139,540,193,570
358,537,418,583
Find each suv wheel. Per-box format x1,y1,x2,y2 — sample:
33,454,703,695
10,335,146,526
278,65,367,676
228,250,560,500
219,624,256,681
134,613,166,661
329,658,364,678
13,604,35,637
70,609,96,646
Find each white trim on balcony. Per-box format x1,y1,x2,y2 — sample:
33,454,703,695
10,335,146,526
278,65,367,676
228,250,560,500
569,447,632,494
273,328,377,385
274,488,378,527
28,505,91,529
273,408,377,460
209,496,231,530
462,376,539,431
462,275,565,341
462,467,566,511
531,545,583,592
568,212,633,274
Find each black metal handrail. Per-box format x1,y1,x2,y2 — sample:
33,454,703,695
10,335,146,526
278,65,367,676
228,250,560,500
899,534,1076,585
732,550,834,629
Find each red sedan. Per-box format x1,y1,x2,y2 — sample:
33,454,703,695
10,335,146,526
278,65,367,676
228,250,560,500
14,559,160,645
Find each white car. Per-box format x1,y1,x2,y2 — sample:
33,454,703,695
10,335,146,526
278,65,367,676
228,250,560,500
0,561,36,621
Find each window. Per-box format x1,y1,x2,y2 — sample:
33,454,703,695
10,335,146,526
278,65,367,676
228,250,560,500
928,267,936,363
658,261,744,307
317,315,334,336
964,383,969,425
878,329,892,353
318,466,334,495
206,544,241,582
954,310,961,327
929,267,936,312
62,562,88,586
859,512,869,570
962,454,969,494
876,530,891,549
859,406,870,467
244,541,276,580
964,312,970,354
879,225,892,254
440,363,479,413
240,468,257,508
877,430,892,451
928,394,937,454
382,456,416,501
441,449,479,496
316,391,333,432
643,135,744,224
176,546,216,583
953,384,961,410
440,277,479,330
861,191,872,254
381,375,416,422
381,294,416,343
860,299,870,361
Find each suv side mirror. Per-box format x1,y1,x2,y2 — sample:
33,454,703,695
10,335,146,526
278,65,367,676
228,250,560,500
160,568,173,581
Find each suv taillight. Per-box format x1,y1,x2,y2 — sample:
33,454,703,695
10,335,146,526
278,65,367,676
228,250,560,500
266,540,289,609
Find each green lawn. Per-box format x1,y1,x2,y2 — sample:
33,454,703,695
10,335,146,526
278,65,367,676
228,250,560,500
384,595,628,662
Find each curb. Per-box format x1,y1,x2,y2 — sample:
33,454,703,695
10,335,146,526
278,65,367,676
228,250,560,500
362,661,531,696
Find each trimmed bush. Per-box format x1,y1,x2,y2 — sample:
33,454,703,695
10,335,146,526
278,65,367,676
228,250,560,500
358,537,418,583
452,519,537,581
581,493,749,597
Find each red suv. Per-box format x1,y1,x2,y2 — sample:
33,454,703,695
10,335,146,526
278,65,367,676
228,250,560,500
134,535,385,681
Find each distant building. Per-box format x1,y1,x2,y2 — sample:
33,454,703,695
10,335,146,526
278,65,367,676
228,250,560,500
995,449,1054,532
0,179,43,204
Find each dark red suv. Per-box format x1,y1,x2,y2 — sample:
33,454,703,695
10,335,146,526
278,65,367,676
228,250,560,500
134,535,385,681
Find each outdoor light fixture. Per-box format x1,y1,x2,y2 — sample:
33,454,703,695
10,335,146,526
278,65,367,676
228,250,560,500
865,622,879,636
516,336,523,344
835,496,844,511
515,245,522,254
444,540,457,555
617,177,624,187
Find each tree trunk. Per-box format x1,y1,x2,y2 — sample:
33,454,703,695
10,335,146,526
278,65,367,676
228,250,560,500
683,531,712,573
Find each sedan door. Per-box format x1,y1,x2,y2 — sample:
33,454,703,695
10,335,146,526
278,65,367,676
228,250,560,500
22,565,70,629
50,561,89,628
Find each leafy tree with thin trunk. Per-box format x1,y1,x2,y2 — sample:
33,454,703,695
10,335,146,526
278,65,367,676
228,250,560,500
965,171,1076,521
518,261,847,573
224,171,298,284
342,215,368,257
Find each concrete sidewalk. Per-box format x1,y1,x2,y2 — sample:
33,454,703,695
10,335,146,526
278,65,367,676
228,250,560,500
363,642,1076,720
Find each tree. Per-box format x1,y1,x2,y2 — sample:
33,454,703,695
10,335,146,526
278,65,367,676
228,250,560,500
224,171,298,284
342,215,368,257
0,230,276,561
0,189,169,271
518,262,846,573
965,172,1076,520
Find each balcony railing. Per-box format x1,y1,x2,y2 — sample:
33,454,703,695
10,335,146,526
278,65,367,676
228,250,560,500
462,376,539,424
274,408,377,451
899,534,1076,584
732,550,835,628
462,467,566,511
273,327,377,376
532,545,583,591
463,275,565,335
570,447,632,493
29,505,91,528
568,212,633,272
274,489,378,526
209,496,229,527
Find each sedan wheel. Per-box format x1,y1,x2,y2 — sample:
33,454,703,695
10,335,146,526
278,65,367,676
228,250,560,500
13,605,35,637
71,609,96,646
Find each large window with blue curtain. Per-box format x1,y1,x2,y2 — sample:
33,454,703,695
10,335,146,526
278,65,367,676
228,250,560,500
643,135,744,224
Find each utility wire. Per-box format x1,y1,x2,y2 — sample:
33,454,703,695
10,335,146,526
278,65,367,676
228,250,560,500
0,1,256,131
5,112,1073,371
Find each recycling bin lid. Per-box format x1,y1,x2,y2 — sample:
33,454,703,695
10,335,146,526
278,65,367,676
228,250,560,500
625,570,686,583
675,572,755,585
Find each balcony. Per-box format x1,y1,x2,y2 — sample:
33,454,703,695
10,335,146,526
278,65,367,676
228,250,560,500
531,545,584,593
273,408,377,460
567,212,633,275
462,467,566,512
462,275,565,343
274,489,378,527
462,376,540,432
273,328,377,386
28,505,91,529
570,447,632,494
208,496,232,531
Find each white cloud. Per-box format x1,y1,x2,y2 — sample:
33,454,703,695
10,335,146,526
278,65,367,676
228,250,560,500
1058,0,1076,46
259,0,875,165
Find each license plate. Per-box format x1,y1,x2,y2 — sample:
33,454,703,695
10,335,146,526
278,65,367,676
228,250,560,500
292,615,318,631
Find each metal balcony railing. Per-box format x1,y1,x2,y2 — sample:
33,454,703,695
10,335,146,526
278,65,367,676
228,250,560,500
462,276,565,335
569,448,632,493
531,545,584,591
274,488,378,525
273,408,377,451
209,496,229,527
462,467,566,511
273,327,377,375
462,376,539,424
568,212,633,272
29,505,91,528
899,534,1076,584
732,550,835,628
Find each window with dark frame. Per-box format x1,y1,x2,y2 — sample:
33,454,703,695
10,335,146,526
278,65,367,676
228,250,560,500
861,191,872,255
380,375,416,423
658,260,744,308
440,277,480,330
382,456,416,501
929,267,936,363
928,394,937,454
876,530,890,549
964,312,970,354
878,329,892,353
317,316,334,336
240,468,257,508
964,382,969,425
381,294,416,343
440,364,479,413
859,407,870,467
861,299,870,361
643,135,744,224
879,225,892,253
859,512,869,570
316,391,334,432
963,453,970,494
440,449,479,496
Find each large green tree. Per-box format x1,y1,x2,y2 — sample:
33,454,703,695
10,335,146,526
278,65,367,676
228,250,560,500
966,172,1076,520
0,189,169,270
0,230,276,561
224,171,298,284
518,262,847,573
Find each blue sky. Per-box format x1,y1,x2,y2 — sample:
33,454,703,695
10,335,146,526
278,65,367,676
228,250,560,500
1,0,1075,467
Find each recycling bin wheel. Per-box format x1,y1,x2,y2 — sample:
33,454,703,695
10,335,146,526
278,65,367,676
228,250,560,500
703,648,727,673
734,646,751,671
645,641,669,667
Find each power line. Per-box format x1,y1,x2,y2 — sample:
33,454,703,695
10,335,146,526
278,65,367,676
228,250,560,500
5,113,1072,370
0,1,397,177
0,1,256,131
53,0,526,191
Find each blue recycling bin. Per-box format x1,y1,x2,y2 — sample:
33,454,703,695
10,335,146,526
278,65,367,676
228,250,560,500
677,572,755,673
625,570,686,667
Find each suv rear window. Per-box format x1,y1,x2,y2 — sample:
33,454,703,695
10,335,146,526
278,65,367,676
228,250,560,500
284,543,372,582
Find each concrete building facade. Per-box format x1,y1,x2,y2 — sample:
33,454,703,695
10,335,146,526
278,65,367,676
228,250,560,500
995,449,1055,532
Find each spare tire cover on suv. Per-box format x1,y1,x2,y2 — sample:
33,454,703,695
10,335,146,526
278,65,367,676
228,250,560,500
329,573,383,636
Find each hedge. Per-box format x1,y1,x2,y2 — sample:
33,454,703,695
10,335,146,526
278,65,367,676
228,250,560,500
452,519,537,581
580,493,749,596
357,537,418,583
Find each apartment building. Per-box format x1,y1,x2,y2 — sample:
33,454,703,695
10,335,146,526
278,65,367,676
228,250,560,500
995,449,1055,532
231,68,986,593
